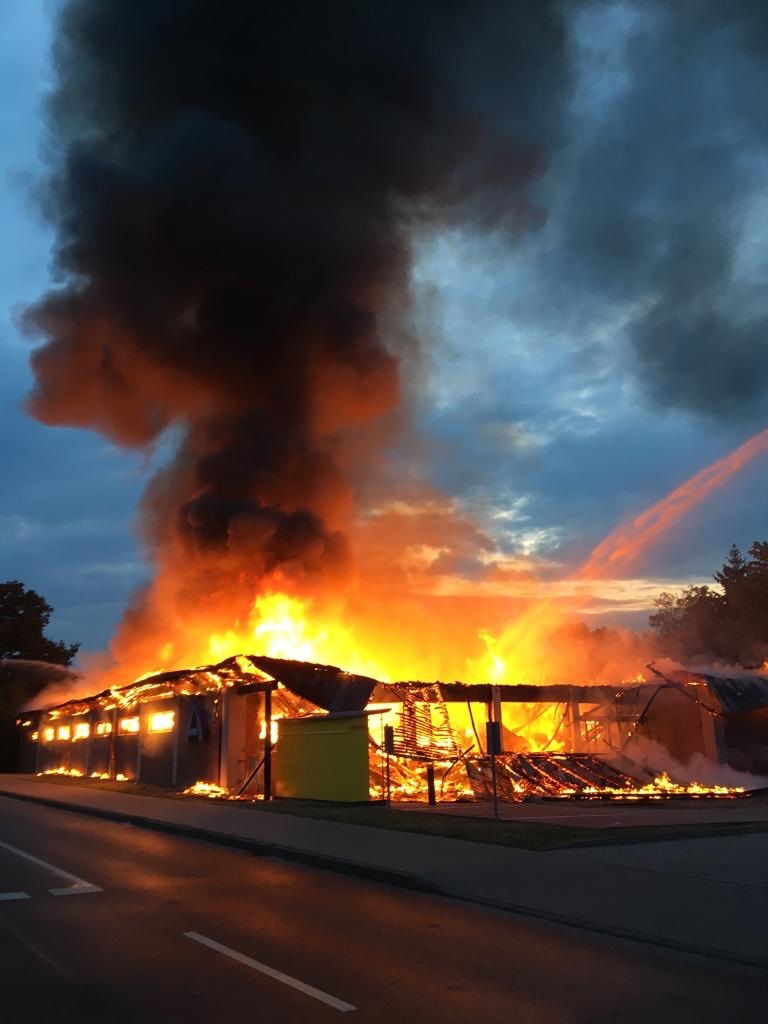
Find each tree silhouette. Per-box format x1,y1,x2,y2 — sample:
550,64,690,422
0,581,79,769
650,543,768,665
0,581,79,665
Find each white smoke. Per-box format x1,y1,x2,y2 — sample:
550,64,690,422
623,734,768,791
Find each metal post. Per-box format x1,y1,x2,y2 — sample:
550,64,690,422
490,750,499,821
109,707,118,779
34,714,42,775
136,709,142,782
426,762,436,805
263,686,273,801
486,720,501,821
216,691,227,787
171,696,180,787
383,724,394,806
491,685,502,736
85,710,93,778
570,696,581,750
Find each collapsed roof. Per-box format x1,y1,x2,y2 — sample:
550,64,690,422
23,655,768,719
25,654,377,716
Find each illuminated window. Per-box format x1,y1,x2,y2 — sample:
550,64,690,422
148,710,175,733
258,717,280,744
42,727,55,742
73,722,90,741
95,721,113,736
119,716,140,734
30,731,39,742
57,725,71,741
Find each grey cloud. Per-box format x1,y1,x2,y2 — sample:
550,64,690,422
544,0,768,421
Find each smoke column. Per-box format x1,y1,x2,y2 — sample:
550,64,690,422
539,0,768,421
25,1,569,673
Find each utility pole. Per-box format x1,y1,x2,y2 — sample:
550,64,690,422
486,720,501,821
263,685,273,801
384,724,394,805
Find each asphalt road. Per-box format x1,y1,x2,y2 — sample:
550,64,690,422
0,796,765,1023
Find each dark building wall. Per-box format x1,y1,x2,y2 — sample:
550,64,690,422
175,694,221,787
37,733,59,773
17,713,42,773
88,711,115,776
68,725,91,775
724,708,768,774
636,687,718,764
17,695,224,787
137,698,177,787
37,717,82,773
18,734,38,773
114,730,139,780
88,737,111,776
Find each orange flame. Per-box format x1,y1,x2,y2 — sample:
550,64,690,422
87,426,768,696
471,426,768,684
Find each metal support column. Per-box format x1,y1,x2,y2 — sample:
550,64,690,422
263,686,273,801
486,720,501,821
171,695,180,787
491,685,502,736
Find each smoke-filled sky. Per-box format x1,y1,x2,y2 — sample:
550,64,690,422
2,0,768,658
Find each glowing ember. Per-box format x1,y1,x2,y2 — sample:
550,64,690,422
183,780,237,800
632,772,744,797
461,755,749,803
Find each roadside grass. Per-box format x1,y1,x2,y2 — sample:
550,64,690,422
7,773,768,850
243,796,768,850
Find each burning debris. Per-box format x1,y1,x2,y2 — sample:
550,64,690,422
183,781,234,800
465,756,746,803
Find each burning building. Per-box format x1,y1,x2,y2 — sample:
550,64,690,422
14,3,768,812
17,656,768,803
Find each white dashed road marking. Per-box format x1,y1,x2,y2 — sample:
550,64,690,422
0,839,103,896
184,930,357,1013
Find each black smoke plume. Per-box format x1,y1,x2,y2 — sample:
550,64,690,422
24,0,570,661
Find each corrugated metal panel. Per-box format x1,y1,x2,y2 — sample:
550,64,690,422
699,675,768,715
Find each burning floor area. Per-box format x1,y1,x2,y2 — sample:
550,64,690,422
16,655,768,805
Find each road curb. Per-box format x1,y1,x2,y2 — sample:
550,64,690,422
0,786,440,895
2,784,766,974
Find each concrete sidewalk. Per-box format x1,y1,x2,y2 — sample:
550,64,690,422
397,794,768,827
1,774,766,971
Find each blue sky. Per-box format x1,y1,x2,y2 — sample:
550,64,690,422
2,0,768,655
0,1,148,647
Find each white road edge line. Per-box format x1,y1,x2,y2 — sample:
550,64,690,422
183,931,357,1014
0,892,31,901
0,839,103,897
